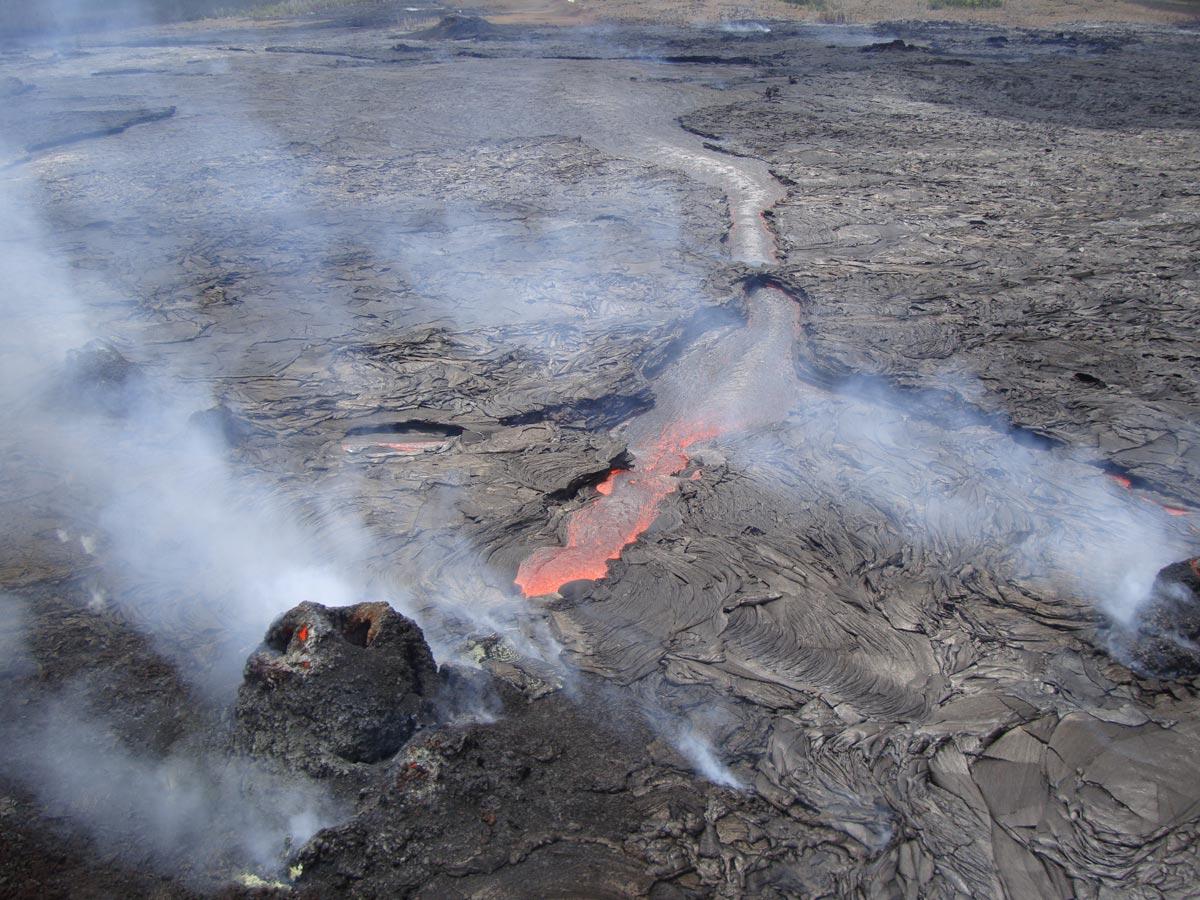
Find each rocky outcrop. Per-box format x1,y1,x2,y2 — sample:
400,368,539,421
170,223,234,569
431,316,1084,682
236,602,437,777
1119,559,1200,677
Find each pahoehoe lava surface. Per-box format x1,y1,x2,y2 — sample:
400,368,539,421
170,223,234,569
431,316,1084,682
1,11,1199,899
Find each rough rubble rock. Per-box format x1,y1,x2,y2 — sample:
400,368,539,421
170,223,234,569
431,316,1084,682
861,39,924,53
293,679,849,900
1120,558,1200,677
187,402,261,449
236,601,438,777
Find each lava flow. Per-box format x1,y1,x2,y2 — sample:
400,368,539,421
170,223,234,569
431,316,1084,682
516,282,800,597
595,469,625,495
514,139,793,597
515,421,718,596
1107,470,1194,519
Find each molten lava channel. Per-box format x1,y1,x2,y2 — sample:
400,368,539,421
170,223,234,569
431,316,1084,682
515,282,800,598
514,422,718,597
514,152,790,599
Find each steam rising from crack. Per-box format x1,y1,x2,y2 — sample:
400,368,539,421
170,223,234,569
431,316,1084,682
676,728,743,789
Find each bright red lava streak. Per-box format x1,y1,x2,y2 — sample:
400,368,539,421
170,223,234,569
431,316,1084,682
515,422,718,597
595,469,624,496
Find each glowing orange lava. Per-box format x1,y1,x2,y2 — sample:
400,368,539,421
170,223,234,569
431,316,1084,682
1105,471,1194,518
595,469,625,496
515,421,719,596
296,624,309,643
515,281,800,598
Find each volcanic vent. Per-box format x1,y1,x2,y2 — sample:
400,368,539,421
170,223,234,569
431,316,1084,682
1114,558,1200,678
236,601,437,777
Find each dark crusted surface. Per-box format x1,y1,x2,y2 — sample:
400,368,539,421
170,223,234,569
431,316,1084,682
293,678,854,899
236,601,438,776
1118,559,1200,677
0,12,1199,900
680,24,1200,503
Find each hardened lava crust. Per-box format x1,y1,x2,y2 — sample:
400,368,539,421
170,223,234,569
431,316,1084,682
1,9,1199,899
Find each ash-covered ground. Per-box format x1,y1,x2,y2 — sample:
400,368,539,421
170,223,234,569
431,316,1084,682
1,10,1199,899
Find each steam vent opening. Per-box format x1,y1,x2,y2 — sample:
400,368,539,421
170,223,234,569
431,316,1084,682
341,604,388,648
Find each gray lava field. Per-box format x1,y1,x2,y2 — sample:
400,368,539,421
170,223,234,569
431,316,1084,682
1,12,1199,899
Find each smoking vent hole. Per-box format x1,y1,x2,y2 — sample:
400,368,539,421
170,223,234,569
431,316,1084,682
341,606,387,648
343,618,371,648
267,627,294,654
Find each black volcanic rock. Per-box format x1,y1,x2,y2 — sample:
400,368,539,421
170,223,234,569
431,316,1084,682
861,39,924,54
1123,559,1200,678
235,601,437,777
187,402,259,448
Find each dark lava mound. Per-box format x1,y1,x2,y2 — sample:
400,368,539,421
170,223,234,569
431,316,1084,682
1120,558,1200,678
57,339,142,415
236,601,437,777
409,15,501,41
862,39,925,54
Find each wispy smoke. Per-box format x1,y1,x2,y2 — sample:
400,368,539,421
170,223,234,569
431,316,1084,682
719,21,772,35
0,0,259,39
675,727,743,789
0,685,337,880
0,595,35,680
725,368,1191,634
0,24,377,881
